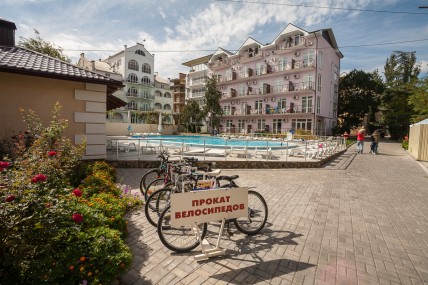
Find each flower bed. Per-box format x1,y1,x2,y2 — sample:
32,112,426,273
0,104,143,285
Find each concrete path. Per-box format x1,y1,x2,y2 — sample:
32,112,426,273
117,140,428,285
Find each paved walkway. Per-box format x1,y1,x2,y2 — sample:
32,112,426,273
117,140,428,285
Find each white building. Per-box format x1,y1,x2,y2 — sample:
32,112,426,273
102,43,173,124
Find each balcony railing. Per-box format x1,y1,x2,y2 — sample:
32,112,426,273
222,104,314,116
217,59,316,86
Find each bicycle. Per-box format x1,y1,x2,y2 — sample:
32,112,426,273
154,172,268,253
139,151,169,198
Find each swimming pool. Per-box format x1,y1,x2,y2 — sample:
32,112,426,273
137,135,297,149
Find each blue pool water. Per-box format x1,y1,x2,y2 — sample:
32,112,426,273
138,135,296,149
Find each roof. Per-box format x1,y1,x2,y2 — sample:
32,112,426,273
0,46,126,110
0,46,123,87
414,118,428,125
182,54,213,67
154,74,170,84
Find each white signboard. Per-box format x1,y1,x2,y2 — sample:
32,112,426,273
170,187,248,227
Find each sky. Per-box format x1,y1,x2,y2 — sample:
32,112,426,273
1,0,428,80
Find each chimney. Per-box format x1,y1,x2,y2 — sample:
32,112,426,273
91,60,95,71
124,45,127,49
0,18,17,47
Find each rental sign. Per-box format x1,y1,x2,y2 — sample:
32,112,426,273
170,188,248,227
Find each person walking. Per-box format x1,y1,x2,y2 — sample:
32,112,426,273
356,126,366,154
372,129,380,154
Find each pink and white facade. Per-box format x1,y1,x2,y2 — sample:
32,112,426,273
208,24,343,135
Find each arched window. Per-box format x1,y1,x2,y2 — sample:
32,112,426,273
154,103,162,110
127,87,138,97
127,101,138,110
142,76,151,85
164,92,172,98
155,90,163,97
128,60,139,71
164,104,171,110
127,73,138,83
135,50,145,56
142,63,151,74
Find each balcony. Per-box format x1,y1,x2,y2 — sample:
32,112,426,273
216,59,315,86
222,104,314,117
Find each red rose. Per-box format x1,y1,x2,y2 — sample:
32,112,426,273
31,174,47,183
5,195,15,202
0,161,10,171
48,151,57,157
72,213,83,223
72,189,82,197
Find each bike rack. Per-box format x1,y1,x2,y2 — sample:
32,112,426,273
194,219,227,261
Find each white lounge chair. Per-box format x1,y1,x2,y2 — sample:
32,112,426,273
230,146,249,158
183,148,211,156
205,148,229,157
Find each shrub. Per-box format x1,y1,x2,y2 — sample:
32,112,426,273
0,104,136,285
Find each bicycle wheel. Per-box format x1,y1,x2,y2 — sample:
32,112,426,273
145,188,172,227
139,169,161,196
234,190,268,235
157,205,207,253
144,178,172,201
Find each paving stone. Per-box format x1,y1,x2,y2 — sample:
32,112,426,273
116,141,428,285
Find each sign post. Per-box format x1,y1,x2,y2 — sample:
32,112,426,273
170,187,248,261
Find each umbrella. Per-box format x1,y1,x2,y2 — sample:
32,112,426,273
158,112,163,133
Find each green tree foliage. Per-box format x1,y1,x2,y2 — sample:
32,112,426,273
203,76,223,134
408,76,428,123
18,29,71,63
383,51,421,139
181,100,203,133
338,69,384,133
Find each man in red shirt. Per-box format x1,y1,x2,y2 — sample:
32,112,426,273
356,127,366,154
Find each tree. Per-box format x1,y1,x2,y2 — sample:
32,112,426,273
181,100,203,133
408,76,428,123
203,76,223,134
18,29,70,62
337,69,384,133
383,51,421,139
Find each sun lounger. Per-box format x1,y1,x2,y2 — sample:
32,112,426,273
230,146,248,158
183,148,210,156
204,148,229,157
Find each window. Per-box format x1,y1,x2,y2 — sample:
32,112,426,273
164,92,171,98
154,103,162,110
142,63,151,74
135,50,145,56
317,96,321,114
226,120,233,129
238,119,246,133
126,87,138,97
140,103,150,111
142,90,150,99
164,104,171,110
239,84,245,96
278,98,287,109
317,51,323,69
155,90,163,97
127,73,138,83
255,63,264,76
317,74,322,92
272,119,282,133
128,60,138,71
279,57,288,71
257,119,266,131
304,74,313,90
142,76,151,85
302,96,313,113
303,51,315,68
334,65,339,81
333,102,337,118
291,119,312,131
127,101,138,110
274,78,282,93
255,100,263,114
